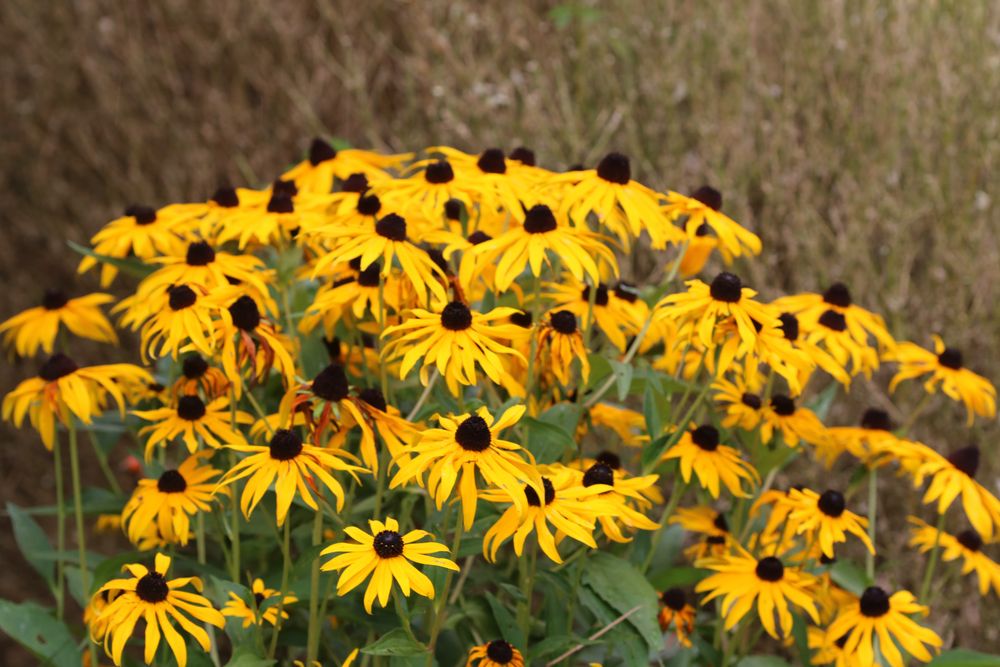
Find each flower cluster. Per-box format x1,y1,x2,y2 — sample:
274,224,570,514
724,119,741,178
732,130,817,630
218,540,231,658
3,139,997,666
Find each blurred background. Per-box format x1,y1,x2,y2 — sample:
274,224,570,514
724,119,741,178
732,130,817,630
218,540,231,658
2,0,999,663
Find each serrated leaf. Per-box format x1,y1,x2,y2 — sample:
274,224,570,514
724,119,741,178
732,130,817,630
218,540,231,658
538,402,583,435
485,592,526,650
608,359,634,401
362,628,427,657
7,502,54,588
581,551,661,651
522,417,576,464
927,649,1000,666
0,600,79,667
830,559,870,596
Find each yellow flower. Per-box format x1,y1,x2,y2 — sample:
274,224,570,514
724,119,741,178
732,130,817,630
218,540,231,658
137,284,219,361
826,587,941,667
712,373,765,431
466,639,525,667
281,138,408,194
663,185,762,259
908,517,1000,597
0,290,117,357
222,578,298,628
586,403,649,447
536,310,591,386
786,488,874,558
321,516,459,613
909,445,1000,541
760,394,827,448
544,277,642,352
132,395,252,460
78,204,189,286
657,588,697,648
662,424,759,498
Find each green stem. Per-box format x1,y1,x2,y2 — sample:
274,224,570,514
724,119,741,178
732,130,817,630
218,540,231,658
307,505,324,664
244,391,273,434
52,439,65,618
267,518,292,660
516,541,538,641
68,422,96,665
523,275,543,399
900,392,933,436
425,513,464,666
87,430,121,495
865,468,878,579
373,447,389,520
641,479,686,573
583,316,653,409
406,369,439,421
918,511,947,601
196,511,206,564
642,381,712,474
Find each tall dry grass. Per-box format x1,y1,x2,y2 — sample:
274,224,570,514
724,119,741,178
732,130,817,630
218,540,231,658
1,0,999,662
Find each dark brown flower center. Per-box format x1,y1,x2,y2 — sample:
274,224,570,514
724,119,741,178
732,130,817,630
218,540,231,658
523,204,558,234
185,241,216,266
957,529,983,552
947,445,980,478
818,309,847,332
455,415,492,452
356,263,382,287
778,312,799,341
859,586,890,617
509,310,533,328
486,640,514,664
269,429,304,461
444,199,463,221
691,425,720,451
312,364,350,402
706,535,726,545
755,556,784,582
356,194,382,217
375,213,407,241
341,173,369,193
509,147,536,166
211,186,239,208
126,205,157,225
770,395,796,416
182,354,209,379
596,152,631,184
272,180,298,198
691,185,722,211
661,587,687,611
709,272,743,303
254,592,266,607
38,354,78,381
168,285,197,311
157,469,187,493
741,393,762,409
476,148,507,174
42,290,69,310
595,451,621,470
581,283,609,307
860,408,892,431
525,477,555,507
938,347,963,370
822,283,852,308
177,396,207,421
818,490,845,517
582,462,615,488
713,513,729,532
441,301,473,331
267,194,294,214
614,281,640,303
135,571,169,603
309,138,337,165
468,230,492,245
425,160,455,184
373,530,404,558
550,310,578,335
228,296,261,331
358,387,387,412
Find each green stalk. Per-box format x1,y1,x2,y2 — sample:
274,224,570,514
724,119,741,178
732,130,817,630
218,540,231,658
87,430,121,495
267,518,292,660
865,468,878,579
228,390,242,581
425,513,464,666
68,422,96,665
516,542,539,641
52,439,65,618
523,275,543,398
307,505,324,664
640,479,686,573
918,511,947,602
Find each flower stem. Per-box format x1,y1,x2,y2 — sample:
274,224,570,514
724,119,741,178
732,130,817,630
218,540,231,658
918,510,947,602
425,513,464,666
268,517,292,660
307,505,324,664
86,430,121,495
67,421,97,666
517,541,539,641
641,479,686,573
52,439,66,618
865,468,878,579
583,316,652,409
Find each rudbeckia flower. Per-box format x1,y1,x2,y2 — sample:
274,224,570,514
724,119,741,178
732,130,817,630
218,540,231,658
84,588,121,643
587,403,649,447
0,290,117,357
136,240,273,306
391,406,543,529
120,451,223,547
886,336,996,424
572,461,660,543
320,516,459,613
458,204,617,292
909,445,1000,540
776,312,851,386
207,292,297,393
536,310,591,386
466,639,525,667
823,408,910,469
381,301,527,395
138,284,219,361
657,588,696,648
214,181,328,249
545,278,642,352
774,282,895,351
172,353,230,399
95,553,225,667
219,428,365,526
302,262,397,332
678,224,719,277
760,394,827,448
908,517,1000,597
133,395,252,460
281,138,407,194
786,488,874,558
352,386,420,471
374,158,477,223
2,353,151,449
670,505,732,561
797,306,880,379
807,628,864,667
663,185,762,259
661,424,759,498
430,146,534,221
78,204,188,286
695,548,819,639
712,374,765,431
552,152,684,249
221,578,298,628
825,587,942,667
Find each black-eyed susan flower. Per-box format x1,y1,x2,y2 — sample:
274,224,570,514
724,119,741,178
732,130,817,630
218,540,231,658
908,517,1000,597
78,204,188,286
663,185,762,259
786,488,874,558
481,468,615,563
133,395,252,460
391,405,543,529
712,373,765,431
695,547,819,639
121,451,223,547
137,240,273,305
219,428,365,526
587,403,649,447
573,461,660,543
207,291,297,393
545,278,641,352
374,158,477,223
536,310,590,386
281,138,407,194
657,588,696,648
0,290,118,357
669,506,731,561
661,424,759,498
776,312,851,386
172,353,230,399
320,516,459,613
678,225,719,277
96,553,225,667
807,628,863,667
825,587,942,667
774,282,895,350
214,182,328,248
221,578,298,628
138,284,219,360
797,306,880,379
353,386,420,470
760,394,827,448
431,146,534,221
909,444,1000,540
459,204,617,292
654,272,778,355
2,353,151,449
886,336,996,424
84,588,121,644
381,301,527,395
466,639,525,667
302,262,397,331
823,408,909,469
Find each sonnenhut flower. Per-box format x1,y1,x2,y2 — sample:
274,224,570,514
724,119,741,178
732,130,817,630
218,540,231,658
574,461,660,542
281,138,408,194
774,282,895,351
545,278,642,352
138,284,219,360
695,548,819,639
78,204,188,286
374,158,477,222
459,204,617,292
132,395,252,460
222,578,298,628
0,290,117,357
908,517,1000,597
381,301,527,395
391,405,543,529
910,444,1000,540
2,353,151,449
208,292,297,393
712,374,765,431
663,185,762,259
219,428,366,526
536,310,591,386
776,311,851,386
320,516,459,613
760,394,827,448
669,506,732,560
657,588,696,648
662,424,760,498
120,451,223,547
466,639,525,667
172,353,230,399
136,240,273,306
587,403,649,447
886,335,996,424
95,553,225,667
826,587,942,667
786,488,874,558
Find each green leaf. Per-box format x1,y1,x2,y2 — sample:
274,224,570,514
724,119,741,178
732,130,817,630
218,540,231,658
830,559,870,596
792,613,812,666
7,502,54,588
643,384,667,442
522,417,576,464
224,646,276,667
362,628,427,657
581,551,661,651
806,381,840,421
928,649,1000,666
485,592,526,650
736,657,792,667
648,566,709,591
67,240,155,279
608,359,634,401
0,600,79,667
538,402,583,435
578,587,648,665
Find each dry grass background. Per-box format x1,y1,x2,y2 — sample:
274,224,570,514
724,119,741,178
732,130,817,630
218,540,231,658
2,0,1000,663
